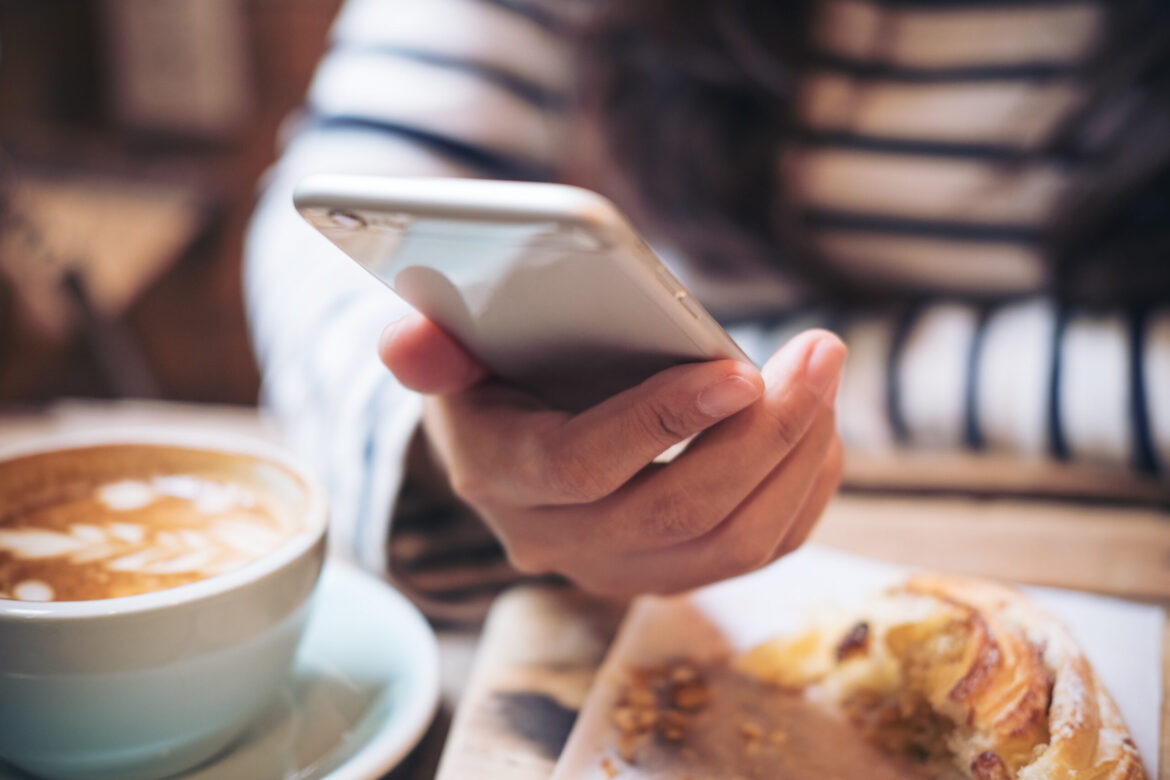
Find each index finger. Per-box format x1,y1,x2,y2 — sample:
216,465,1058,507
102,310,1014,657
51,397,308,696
530,358,765,504
583,330,846,548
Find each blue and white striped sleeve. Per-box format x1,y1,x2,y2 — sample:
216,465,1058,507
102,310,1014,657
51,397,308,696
727,300,1170,476
244,0,572,573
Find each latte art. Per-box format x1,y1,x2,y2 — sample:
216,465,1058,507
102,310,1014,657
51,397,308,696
98,476,257,514
0,445,313,602
0,476,292,602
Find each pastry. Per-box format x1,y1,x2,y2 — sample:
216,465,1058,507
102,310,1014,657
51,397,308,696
737,574,1147,779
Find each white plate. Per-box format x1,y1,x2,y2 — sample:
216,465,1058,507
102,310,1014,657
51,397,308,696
1,560,440,780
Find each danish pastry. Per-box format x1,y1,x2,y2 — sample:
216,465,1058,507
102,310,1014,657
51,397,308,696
737,574,1147,779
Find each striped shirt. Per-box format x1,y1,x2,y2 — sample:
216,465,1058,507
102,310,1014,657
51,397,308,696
245,0,1170,620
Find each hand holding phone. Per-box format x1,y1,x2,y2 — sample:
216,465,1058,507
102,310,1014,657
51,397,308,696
297,174,847,595
381,310,846,596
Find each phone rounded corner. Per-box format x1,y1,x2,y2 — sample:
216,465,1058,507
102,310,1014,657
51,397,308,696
291,174,334,213
560,189,630,241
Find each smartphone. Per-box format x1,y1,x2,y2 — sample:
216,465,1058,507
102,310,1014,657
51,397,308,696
294,174,750,412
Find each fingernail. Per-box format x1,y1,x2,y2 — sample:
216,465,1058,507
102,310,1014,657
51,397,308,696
805,336,846,398
697,375,761,417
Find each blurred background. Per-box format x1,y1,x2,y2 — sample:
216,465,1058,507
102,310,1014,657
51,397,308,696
0,0,343,409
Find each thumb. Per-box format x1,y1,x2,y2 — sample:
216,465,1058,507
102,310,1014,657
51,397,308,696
378,312,489,394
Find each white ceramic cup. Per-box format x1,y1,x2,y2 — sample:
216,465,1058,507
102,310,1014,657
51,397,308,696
0,431,328,780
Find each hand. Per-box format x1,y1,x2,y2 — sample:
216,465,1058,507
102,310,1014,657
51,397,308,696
379,314,846,597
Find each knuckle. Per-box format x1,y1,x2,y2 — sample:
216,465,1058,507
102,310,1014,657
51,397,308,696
760,390,819,451
633,401,693,446
540,445,610,503
643,488,707,541
723,532,773,575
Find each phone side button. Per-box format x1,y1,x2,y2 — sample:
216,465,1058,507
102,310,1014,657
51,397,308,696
675,291,703,319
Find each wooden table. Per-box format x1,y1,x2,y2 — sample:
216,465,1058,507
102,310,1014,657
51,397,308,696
435,470,1170,779
4,401,1168,779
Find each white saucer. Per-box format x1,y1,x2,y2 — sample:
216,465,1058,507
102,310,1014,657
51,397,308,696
1,560,440,780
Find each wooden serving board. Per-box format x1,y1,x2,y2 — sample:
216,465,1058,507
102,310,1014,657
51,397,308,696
435,492,1170,780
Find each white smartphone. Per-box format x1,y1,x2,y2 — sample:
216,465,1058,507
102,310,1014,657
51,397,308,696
294,174,750,412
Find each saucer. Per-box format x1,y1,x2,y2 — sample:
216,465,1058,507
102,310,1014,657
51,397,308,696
0,560,440,780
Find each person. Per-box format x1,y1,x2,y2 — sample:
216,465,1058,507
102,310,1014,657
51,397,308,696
246,0,1170,620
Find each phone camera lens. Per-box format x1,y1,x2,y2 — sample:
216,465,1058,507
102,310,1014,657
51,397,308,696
328,210,365,229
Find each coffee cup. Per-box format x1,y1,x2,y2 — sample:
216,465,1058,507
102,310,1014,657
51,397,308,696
0,431,328,779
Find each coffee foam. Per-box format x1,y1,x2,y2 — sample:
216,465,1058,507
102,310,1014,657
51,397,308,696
12,580,53,602
0,445,316,602
0,476,293,581
0,529,87,559
98,476,257,515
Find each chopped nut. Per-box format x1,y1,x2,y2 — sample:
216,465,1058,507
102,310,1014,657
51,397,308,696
601,756,620,778
625,687,656,708
613,661,717,764
671,682,710,711
769,729,789,744
613,706,638,732
740,720,764,741
634,707,657,729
